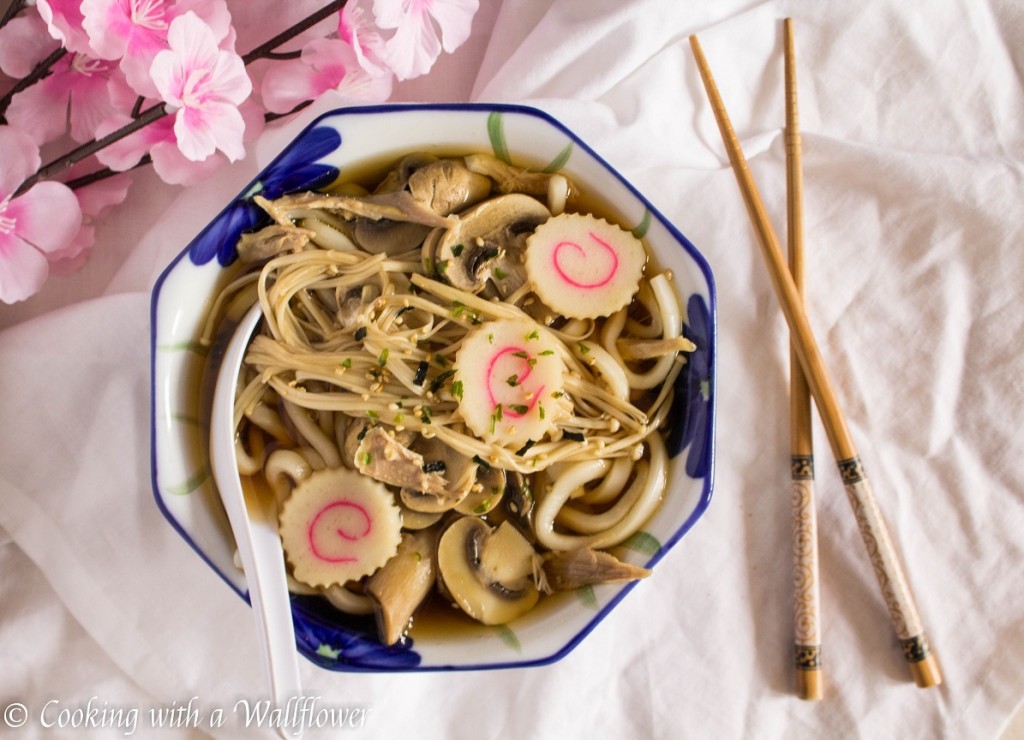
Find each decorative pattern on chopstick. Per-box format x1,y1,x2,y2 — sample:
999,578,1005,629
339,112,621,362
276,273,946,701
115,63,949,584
790,460,821,651
688,32,941,688
839,457,925,642
784,17,822,701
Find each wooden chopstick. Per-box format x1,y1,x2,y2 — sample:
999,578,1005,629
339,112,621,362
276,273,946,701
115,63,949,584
783,19,823,701
688,31,942,689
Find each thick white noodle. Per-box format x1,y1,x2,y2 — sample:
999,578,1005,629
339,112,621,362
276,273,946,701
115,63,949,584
264,448,313,506
321,584,375,615
599,272,681,390
577,456,633,505
282,400,342,469
533,432,668,550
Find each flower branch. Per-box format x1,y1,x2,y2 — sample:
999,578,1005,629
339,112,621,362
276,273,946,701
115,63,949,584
241,0,349,65
0,0,27,31
0,47,68,121
0,0,481,304
15,103,167,196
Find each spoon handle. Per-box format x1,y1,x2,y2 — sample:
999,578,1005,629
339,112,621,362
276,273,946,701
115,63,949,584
211,306,304,732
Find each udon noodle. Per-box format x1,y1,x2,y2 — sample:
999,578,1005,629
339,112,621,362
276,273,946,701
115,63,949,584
218,152,694,644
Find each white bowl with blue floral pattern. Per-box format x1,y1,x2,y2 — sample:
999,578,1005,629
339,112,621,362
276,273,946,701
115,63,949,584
150,103,716,672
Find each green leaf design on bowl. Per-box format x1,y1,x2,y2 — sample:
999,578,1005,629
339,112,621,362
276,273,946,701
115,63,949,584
623,530,661,556
542,142,574,173
631,209,652,239
575,584,598,609
487,111,511,164
493,624,522,652
488,111,574,172
166,466,211,496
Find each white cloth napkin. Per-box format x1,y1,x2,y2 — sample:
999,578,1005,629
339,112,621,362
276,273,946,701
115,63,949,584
3,1,1024,738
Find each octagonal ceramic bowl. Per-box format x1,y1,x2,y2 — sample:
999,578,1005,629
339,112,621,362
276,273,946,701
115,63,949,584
150,103,716,672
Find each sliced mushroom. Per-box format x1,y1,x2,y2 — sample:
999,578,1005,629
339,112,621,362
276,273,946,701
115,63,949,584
354,426,447,494
436,518,540,625
397,504,443,530
352,218,430,255
407,159,492,216
335,284,377,330
399,437,478,513
464,153,557,198
483,470,536,543
455,465,506,516
540,548,650,592
374,153,440,194
430,193,550,296
366,528,438,644
236,223,312,263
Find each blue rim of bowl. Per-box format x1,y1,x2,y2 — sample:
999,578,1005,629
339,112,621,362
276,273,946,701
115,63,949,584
149,102,717,672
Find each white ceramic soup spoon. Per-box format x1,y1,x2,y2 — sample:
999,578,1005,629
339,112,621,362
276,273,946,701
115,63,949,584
210,303,303,739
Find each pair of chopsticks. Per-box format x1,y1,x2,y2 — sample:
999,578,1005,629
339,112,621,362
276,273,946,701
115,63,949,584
689,20,942,695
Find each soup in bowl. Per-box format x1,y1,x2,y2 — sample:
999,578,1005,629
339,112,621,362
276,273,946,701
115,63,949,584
150,104,716,671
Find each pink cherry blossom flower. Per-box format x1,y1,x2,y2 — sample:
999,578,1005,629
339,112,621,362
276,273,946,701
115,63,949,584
373,0,478,80
95,113,221,185
150,12,252,163
5,52,128,145
36,0,95,56
81,0,232,98
95,101,264,185
0,127,82,304
339,0,391,77
260,38,392,115
48,165,133,275
0,13,61,79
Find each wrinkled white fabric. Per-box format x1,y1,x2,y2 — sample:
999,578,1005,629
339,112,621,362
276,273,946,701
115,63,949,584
2,1,1023,738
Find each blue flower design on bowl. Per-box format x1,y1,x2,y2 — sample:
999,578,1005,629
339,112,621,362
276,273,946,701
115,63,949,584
668,293,714,478
188,126,342,266
289,595,421,671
